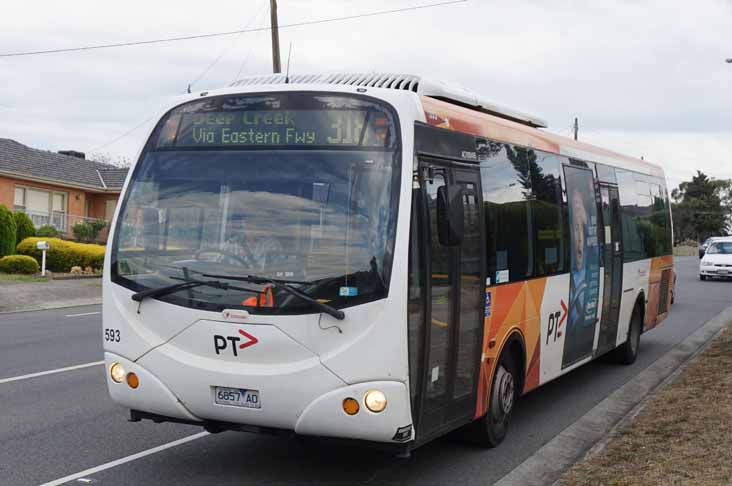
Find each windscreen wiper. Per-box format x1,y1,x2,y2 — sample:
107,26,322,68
131,277,255,312
201,273,345,321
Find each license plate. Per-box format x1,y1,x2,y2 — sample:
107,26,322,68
719,269,729,275
214,386,261,409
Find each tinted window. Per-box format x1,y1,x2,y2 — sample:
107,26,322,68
617,169,645,261
532,151,569,276
616,169,672,261
480,143,532,284
596,163,617,184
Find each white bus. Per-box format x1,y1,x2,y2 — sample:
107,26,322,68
104,73,675,453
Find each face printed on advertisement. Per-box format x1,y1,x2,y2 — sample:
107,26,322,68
571,190,588,272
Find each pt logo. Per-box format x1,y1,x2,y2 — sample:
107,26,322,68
213,329,259,356
546,299,569,345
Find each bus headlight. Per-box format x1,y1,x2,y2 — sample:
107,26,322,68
110,362,125,383
364,390,387,413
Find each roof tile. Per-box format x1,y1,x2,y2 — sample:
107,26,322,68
0,138,128,190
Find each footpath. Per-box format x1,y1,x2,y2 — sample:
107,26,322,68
496,305,732,486
559,323,732,485
0,278,102,313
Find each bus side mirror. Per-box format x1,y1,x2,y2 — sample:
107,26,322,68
142,207,160,251
437,185,464,247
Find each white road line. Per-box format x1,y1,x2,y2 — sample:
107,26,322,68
0,361,104,385
64,311,101,317
39,432,210,486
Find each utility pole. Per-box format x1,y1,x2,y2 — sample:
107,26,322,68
573,117,579,141
270,0,282,73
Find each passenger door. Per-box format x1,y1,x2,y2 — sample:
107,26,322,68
416,160,484,439
597,185,624,355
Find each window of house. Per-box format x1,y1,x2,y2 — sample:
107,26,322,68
105,200,117,221
14,186,68,230
14,187,26,210
27,189,51,214
52,193,66,213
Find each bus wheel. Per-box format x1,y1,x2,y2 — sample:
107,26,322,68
469,352,518,448
613,304,642,365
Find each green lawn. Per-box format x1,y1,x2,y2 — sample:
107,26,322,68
0,273,49,283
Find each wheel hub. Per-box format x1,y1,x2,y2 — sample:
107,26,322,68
491,365,515,419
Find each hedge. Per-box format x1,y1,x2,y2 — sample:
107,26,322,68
16,237,105,272
0,204,17,258
36,225,59,237
14,212,36,245
0,255,40,274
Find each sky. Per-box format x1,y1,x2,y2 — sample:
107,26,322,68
1,0,731,190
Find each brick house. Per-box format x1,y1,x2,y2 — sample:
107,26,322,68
0,138,128,239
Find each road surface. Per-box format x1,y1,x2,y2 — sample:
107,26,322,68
1,257,730,486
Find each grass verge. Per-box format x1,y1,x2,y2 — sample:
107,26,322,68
560,325,732,486
0,273,49,283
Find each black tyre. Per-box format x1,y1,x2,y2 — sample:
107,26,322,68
464,351,519,448
700,274,707,281
613,304,642,365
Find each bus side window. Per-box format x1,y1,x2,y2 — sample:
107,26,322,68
531,152,568,277
480,143,533,284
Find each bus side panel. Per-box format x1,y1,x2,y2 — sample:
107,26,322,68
475,278,547,419
644,255,674,331
537,273,574,384
616,259,649,348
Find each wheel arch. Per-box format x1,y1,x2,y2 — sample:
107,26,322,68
635,290,646,333
496,330,527,397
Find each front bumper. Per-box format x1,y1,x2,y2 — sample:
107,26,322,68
700,267,732,277
104,352,414,444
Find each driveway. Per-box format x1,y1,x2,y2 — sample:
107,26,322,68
0,278,102,313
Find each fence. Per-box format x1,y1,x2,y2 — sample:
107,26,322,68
22,210,110,242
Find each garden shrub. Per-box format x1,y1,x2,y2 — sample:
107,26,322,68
72,219,107,243
0,204,17,257
13,212,36,245
0,255,40,274
16,237,106,272
36,225,59,237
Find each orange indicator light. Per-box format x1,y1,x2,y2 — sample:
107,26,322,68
126,372,140,389
343,397,360,415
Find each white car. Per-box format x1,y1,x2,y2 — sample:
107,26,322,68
699,238,732,281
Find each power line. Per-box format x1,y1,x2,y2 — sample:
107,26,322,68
0,0,467,58
88,116,155,154
189,0,268,89
233,5,271,83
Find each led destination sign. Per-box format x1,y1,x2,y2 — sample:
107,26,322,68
172,109,390,148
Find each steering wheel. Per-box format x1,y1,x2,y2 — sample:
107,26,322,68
195,248,250,267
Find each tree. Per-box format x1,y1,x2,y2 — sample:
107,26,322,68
13,211,36,245
89,152,131,168
72,219,107,243
671,171,731,242
0,205,17,257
